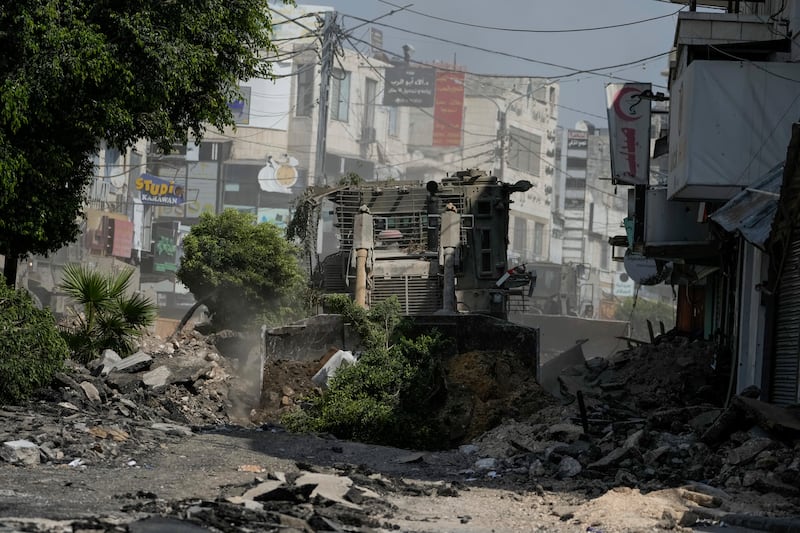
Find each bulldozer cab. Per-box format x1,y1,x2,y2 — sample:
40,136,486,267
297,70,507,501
303,169,535,319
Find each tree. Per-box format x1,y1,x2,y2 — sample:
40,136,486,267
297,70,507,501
176,210,306,329
0,0,290,285
59,264,157,363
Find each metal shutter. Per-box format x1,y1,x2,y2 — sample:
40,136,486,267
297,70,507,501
771,230,800,404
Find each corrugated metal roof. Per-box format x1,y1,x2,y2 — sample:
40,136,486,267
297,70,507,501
710,163,784,249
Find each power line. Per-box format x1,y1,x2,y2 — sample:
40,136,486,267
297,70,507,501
708,44,800,83
341,14,673,82
376,0,685,34
343,31,671,88
341,33,501,140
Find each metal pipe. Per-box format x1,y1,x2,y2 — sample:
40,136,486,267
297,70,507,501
354,248,368,308
442,247,456,312
353,205,374,309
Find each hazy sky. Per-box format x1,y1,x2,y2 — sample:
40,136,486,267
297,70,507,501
308,0,684,129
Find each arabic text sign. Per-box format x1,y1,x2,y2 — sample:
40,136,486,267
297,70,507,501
432,70,465,147
383,67,435,107
567,129,588,150
606,83,651,185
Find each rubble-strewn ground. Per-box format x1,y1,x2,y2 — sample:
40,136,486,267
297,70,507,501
1,323,799,532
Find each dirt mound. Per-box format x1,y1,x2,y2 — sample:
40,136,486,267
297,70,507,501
253,358,320,424
438,350,558,443
252,347,558,448
606,336,722,409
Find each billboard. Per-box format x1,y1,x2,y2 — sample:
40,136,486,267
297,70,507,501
606,82,651,186
383,67,435,107
135,173,186,206
432,70,465,147
567,130,588,150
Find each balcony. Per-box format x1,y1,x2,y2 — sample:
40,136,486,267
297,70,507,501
670,11,788,80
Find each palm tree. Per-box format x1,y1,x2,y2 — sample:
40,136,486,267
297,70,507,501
59,264,157,362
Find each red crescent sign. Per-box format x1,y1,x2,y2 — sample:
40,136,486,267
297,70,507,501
613,86,644,122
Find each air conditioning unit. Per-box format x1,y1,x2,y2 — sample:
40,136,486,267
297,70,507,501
360,127,376,144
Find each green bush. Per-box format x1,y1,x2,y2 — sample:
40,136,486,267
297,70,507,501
59,264,157,363
0,283,68,404
283,296,451,449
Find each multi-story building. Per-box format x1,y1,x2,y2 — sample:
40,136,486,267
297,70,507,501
459,75,558,266
557,123,631,318
625,0,800,404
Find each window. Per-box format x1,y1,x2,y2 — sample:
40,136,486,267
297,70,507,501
388,106,398,137
565,177,585,190
480,228,493,274
534,222,544,257
600,245,610,270
512,217,527,253
105,147,121,178
565,198,584,210
364,78,377,129
508,126,542,176
295,64,314,117
330,69,350,122
566,156,587,170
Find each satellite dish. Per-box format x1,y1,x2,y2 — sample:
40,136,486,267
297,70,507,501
623,250,672,285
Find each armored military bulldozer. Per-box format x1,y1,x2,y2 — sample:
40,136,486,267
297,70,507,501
307,168,536,318
265,169,541,370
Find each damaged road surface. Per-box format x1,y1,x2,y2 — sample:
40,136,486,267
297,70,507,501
2,328,800,532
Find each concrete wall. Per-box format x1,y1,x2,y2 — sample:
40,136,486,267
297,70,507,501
509,312,629,361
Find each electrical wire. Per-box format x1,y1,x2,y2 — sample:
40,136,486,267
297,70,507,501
341,32,504,140
343,31,670,91
708,44,800,83
341,14,674,82
376,0,685,34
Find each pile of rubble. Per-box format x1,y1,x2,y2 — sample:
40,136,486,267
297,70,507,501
2,324,800,531
0,329,249,468
462,335,800,527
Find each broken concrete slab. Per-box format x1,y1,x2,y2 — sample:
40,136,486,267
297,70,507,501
79,381,101,402
108,351,153,375
240,480,284,501
142,366,171,389
538,343,586,398
295,472,380,509
1,440,40,465
105,372,143,394
726,437,772,466
96,349,122,376
587,446,631,469
150,423,193,437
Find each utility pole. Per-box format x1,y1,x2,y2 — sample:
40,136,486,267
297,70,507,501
313,11,336,187
497,109,507,179
495,91,529,179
